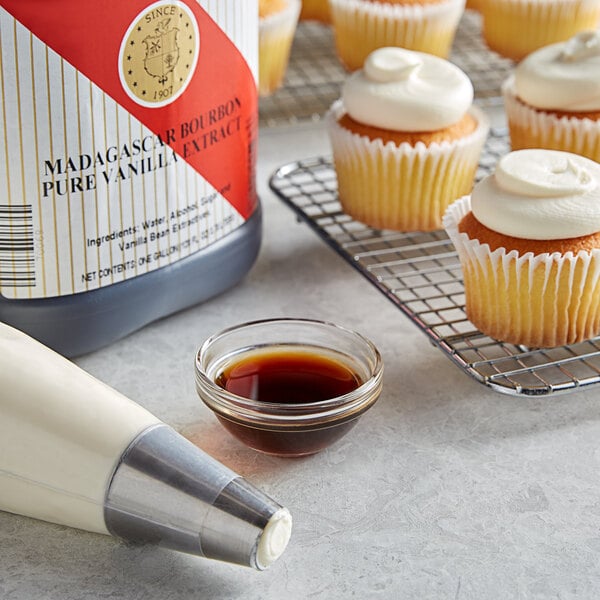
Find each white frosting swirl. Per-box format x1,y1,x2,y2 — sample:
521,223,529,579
471,149,600,240
341,47,473,131
514,30,600,111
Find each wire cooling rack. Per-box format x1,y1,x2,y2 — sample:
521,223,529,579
264,8,600,394
269,130,600,396
259,10,514,127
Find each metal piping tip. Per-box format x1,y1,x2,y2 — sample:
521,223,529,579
104,424,292,569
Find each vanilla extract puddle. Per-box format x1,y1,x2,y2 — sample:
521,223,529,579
211,348,366,456
216,349,362,404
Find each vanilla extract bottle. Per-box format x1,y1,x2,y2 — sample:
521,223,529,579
0,0,261,356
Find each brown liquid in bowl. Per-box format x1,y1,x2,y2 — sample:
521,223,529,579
216,350,361,404
214,349,363,456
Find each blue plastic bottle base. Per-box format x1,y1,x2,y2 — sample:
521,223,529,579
0,205,262,357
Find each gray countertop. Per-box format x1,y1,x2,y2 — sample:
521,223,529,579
3,121,600,600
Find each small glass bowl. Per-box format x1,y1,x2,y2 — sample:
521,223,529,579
195,318,384,457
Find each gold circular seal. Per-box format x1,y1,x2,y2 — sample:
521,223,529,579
119,1,199,107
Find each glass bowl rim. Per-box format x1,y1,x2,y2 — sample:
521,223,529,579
194,317,384,424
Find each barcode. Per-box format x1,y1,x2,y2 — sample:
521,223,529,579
0,204,36,287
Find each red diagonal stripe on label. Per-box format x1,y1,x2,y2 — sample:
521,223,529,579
1,0,257,219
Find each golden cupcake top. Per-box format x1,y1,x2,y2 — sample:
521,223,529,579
341,47,474,132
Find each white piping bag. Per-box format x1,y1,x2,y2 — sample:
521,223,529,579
0,322,292,569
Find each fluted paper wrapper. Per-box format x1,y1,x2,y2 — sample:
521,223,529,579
259,0,301,96
443,196,600,348
327,101,489,232
329,0,465,70
503,77,600,164
481,0,600,61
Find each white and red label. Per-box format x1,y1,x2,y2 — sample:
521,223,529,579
0,0,257,298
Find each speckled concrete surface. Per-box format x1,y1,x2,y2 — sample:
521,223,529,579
3,123,600,599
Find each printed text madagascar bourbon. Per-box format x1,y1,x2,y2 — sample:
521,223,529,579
0,0,257,298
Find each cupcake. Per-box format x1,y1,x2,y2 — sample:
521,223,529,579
443,149,600,348
480,0,600,61
259,0,301,96
503,31,600,164
328,0,465,71
327,47,489,231
465,0,482,11
300,0,331,22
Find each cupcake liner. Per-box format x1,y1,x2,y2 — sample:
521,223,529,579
327,101,490,232
443,196,600,347
502,77,600,163
328,0,465,70
481,0,600,61
259,0,301,96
